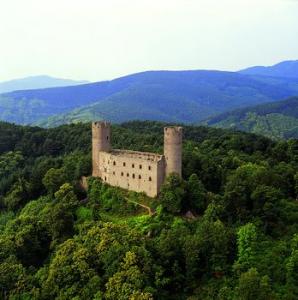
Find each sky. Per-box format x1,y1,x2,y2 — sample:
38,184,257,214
0,0,298,82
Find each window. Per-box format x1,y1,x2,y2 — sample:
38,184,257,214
121,172,124,176
148,166,151,170
132,174,135,179
123,162,126,167
139,164,142,169
113,161,116,166
107,136,109,140
127,173,129,177
139,175,141,179
149,176,152,181
132,163,135,168
113,171,115,175
104,176,107,181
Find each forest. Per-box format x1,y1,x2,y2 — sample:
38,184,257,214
205,97,298,140
0,120,297,299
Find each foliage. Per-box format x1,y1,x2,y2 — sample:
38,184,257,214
0,120,297,299
206,96,298,140
159,174,186,214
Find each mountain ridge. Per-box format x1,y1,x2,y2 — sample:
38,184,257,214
239,60,298,79
0,75,88,94
1,63,298,126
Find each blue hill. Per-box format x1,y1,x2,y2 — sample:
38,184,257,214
239,60,298,79
1,69,298,126
0,75,88,94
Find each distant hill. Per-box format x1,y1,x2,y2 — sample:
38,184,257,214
239,60,298,79
0,75,88,93
205,96,298,140
2,69,298,126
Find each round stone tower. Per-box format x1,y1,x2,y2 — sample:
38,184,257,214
92,121,111,176
164,126,183,177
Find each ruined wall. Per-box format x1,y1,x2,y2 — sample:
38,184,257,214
164,126,183,177
96,150,165,197
91,121,182,198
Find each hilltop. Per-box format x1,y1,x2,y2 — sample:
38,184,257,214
239,60,298,79
0,75,88,94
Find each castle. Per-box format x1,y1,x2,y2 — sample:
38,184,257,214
92,121,183,197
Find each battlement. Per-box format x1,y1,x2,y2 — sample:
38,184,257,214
164,126,183,135
92,121,110,129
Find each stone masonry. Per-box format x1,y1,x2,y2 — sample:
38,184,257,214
92,121,182,197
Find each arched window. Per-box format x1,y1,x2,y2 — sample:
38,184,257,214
139,164,142,169
113,161,116,166
149,176,152,181
139,175,141,179
121,172,124,176
132,163,135,168
132,174,135,179
148,166,151,170
127,173,129,177
123,162,126,167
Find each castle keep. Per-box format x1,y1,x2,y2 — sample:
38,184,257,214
92,121,183,197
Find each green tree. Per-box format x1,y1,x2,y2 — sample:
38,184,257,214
105,251,153,300
235,268,274,300
159,174,186,214
42,168,67,195
285,234,298,298
234,223,258,273
3,179,29,210
0,258,26,299
186,173,206,213
46,184,78,240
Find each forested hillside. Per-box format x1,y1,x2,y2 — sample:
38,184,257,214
205,97,298,140
2,70,298,126
0,120,297,299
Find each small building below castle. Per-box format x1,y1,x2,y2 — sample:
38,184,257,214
92,121,183,197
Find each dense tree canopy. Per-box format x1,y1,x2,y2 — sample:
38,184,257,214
0,120,297,299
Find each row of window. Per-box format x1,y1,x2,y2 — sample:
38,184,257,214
111,171,152,181
112,161,151,170
104,174,152,182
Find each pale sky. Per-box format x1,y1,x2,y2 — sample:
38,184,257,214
0,0,298,82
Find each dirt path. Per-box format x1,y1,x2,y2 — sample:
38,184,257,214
125,198,155,216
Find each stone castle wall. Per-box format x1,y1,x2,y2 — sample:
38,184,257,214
96,150,165,197
92,121,182,197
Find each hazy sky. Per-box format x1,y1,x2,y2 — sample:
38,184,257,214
1,0,298,82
